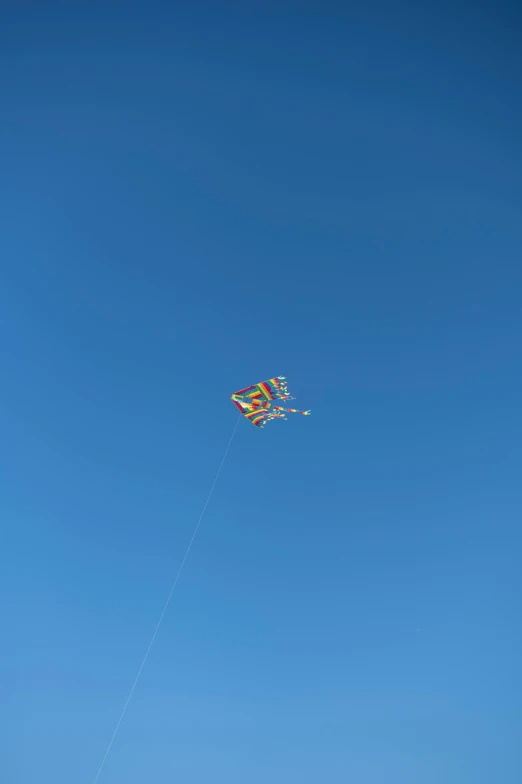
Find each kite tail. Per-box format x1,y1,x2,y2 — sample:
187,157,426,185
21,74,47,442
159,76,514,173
273,406,311,416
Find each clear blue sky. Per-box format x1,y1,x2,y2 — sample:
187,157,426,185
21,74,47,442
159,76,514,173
2,2,521,782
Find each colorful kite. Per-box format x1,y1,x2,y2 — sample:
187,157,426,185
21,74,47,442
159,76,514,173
231,376,311,428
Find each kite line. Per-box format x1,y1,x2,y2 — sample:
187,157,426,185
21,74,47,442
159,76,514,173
92,415,241,783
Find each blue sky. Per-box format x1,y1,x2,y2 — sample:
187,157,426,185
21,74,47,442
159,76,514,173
1,2,521,782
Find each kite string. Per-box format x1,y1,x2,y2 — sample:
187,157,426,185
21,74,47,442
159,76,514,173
92,415,241,784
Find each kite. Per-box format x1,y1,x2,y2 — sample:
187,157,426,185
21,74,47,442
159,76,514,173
231,376,311,428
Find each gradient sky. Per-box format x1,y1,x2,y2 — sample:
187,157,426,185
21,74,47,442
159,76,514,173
2,2,522,783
